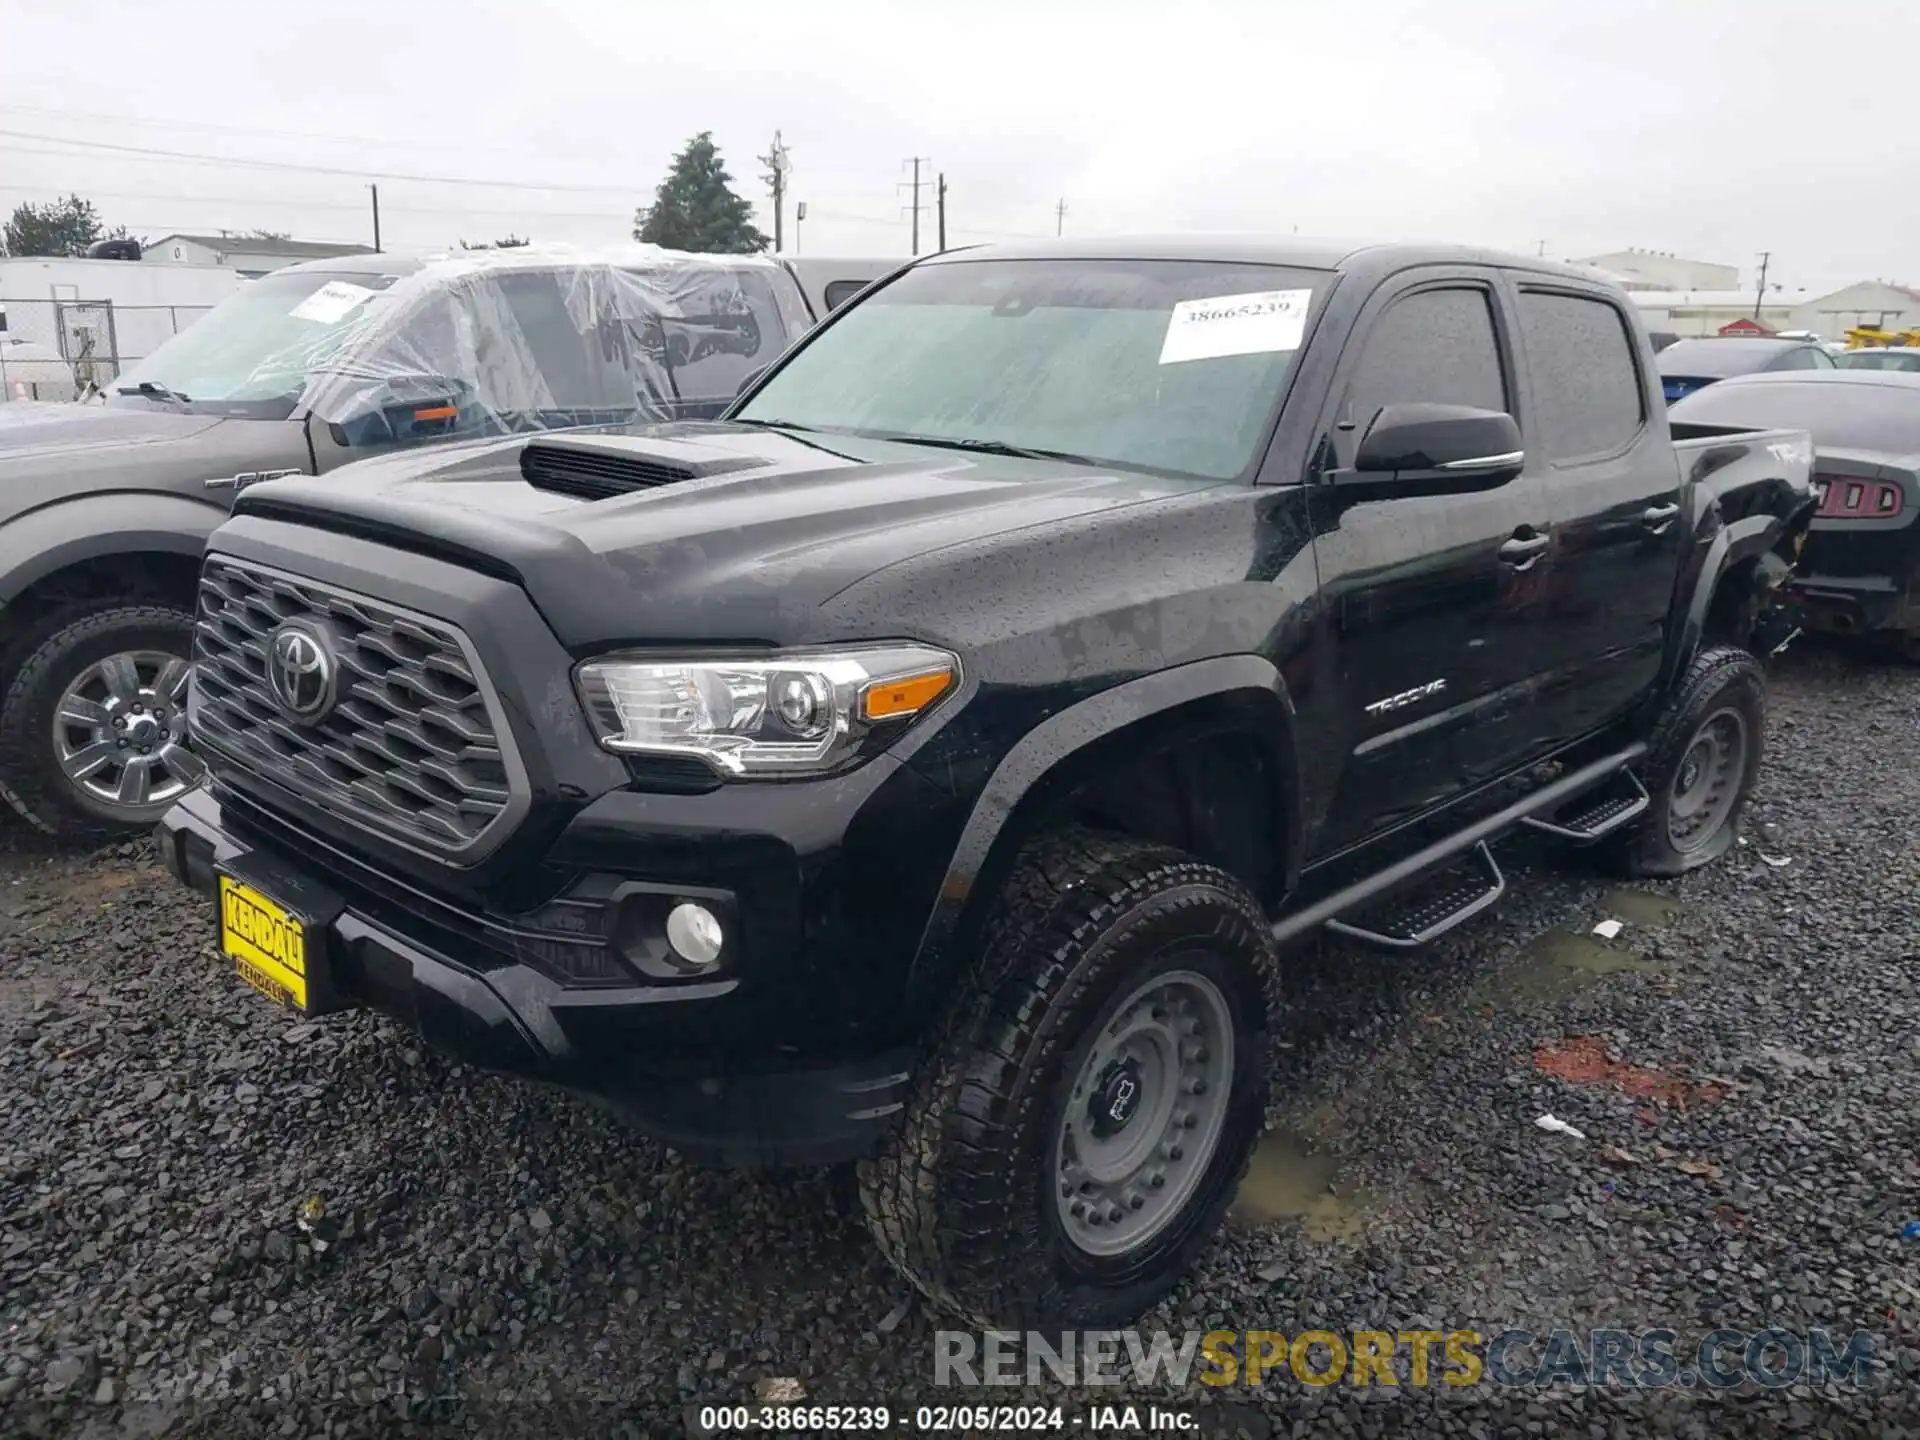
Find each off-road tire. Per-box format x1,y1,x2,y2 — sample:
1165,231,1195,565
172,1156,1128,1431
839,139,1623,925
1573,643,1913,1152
0,603,197,841
858,827,1281,1328
1614,645,1765,877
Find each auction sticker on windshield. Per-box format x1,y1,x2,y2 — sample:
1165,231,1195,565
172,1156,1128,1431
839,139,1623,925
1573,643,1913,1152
219,875,308,1010
1159,288,1312,366
289,281,375,325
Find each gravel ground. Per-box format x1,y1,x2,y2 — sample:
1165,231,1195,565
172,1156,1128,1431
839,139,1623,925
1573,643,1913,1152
3,642,1918,1438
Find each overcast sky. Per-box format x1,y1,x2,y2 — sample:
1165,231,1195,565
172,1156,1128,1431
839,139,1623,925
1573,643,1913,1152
1,0,1909,295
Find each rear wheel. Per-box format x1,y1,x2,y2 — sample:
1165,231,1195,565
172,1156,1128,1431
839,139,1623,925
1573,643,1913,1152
1614,645,1765,876
859,828,1279,1327
0,603,203,840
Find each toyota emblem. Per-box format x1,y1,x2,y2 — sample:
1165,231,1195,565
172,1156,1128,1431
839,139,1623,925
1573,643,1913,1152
266,623,338,722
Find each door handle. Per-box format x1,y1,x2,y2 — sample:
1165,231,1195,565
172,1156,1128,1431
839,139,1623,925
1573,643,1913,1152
1499,531,1550,569
1643,502,1681,533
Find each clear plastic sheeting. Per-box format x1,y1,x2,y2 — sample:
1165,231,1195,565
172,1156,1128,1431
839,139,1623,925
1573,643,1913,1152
112,243,806,436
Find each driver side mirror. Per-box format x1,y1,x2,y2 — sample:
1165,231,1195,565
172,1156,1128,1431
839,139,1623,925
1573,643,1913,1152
328,373,470,448
1343,403,1524,490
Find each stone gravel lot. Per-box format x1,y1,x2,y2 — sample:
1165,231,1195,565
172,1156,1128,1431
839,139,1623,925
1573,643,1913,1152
2,642,1918,1439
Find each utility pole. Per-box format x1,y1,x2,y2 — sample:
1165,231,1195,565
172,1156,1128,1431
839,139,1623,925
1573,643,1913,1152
1056,197,1067,237
368,184,381,253
1537,239,1547,257
1754,251,1771,320
759,131,791,252
936,173,947,253
794,200,806,255
900,157,931,255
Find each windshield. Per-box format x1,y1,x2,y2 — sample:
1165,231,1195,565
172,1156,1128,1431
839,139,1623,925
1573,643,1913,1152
734,258,1330,480
111,269,404,418
1655,339,1788,378
1837,350,1920,372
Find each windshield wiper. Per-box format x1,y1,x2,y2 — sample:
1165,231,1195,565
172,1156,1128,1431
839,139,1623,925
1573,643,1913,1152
734,417,823,434
117,380,191,404
870,433,1099,465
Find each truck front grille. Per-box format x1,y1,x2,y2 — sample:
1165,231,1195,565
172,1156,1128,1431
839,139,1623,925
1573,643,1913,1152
192,557,517,858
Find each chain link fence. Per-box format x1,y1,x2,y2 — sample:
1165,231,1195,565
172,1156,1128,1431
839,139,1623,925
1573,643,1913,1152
0,298,216,401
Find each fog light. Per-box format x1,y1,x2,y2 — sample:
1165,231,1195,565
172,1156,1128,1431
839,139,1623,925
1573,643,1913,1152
664,902,724,970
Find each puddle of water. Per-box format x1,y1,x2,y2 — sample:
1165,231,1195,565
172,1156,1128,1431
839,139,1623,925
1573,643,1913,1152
1598,888,1681,926
1483,928,1659,1003
1230,1129,1368,1241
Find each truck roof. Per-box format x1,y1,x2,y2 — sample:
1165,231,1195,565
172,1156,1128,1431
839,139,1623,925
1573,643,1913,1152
919,235,1611,286
266,244,790,281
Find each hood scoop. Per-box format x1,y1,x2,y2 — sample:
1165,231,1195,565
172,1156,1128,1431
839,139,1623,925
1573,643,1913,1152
520,432,773,501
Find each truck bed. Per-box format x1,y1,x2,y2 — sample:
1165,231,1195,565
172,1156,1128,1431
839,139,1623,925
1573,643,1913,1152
1669,421,1815,521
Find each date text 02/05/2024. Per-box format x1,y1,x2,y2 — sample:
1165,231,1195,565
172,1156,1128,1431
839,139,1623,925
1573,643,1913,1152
694,1405,1195,1432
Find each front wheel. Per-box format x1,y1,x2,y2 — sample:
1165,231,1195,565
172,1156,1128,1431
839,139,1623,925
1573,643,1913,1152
0,603,203,840
1614,645,1765,876
859,828,1279,1328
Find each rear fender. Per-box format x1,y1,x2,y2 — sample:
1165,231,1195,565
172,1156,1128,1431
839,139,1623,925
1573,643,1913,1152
905,654,1300,1006
1662,504,1809,692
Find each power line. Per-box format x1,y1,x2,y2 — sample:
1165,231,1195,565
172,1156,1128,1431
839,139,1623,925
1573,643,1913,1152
0,101,556,160
0,128,640,193
0,182,634,220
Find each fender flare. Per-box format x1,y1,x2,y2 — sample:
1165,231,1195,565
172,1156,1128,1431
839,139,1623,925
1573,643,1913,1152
0,493,226,608
906,653,1300,994
1662,510,1789,690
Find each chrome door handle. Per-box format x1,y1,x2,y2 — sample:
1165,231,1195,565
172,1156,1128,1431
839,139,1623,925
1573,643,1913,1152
1499,532,1550,569
1643,502,1681,533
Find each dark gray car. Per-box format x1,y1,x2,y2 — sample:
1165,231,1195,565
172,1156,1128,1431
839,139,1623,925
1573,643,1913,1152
0,245,893,839
1657,335,1834,404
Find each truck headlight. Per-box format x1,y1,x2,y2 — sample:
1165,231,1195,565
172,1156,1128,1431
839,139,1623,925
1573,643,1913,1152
574,644,960,777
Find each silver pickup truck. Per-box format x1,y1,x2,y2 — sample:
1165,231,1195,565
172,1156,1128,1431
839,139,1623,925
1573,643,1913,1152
0,245,893,839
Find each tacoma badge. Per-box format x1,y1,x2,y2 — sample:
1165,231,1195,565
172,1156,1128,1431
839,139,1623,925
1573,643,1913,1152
1364,678,1447,716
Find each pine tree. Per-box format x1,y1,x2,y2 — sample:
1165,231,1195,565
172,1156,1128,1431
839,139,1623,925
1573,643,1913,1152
633,133,769,255
1,195,128,258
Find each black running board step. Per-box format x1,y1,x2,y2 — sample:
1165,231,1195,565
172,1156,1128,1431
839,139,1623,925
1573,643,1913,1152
1519,770,1649,843
1322,841,1506,951
1269,741,1648,947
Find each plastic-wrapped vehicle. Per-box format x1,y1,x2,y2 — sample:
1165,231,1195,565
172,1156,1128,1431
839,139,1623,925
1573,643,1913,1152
0,244,894,839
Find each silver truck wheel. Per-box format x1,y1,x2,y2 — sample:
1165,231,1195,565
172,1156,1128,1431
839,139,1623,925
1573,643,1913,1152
52,650,198,815
1053,968,1235,1257
0,604,202,840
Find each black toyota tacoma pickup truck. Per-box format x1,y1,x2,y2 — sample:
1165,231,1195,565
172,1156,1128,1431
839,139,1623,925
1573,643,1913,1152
157,238,1814,1328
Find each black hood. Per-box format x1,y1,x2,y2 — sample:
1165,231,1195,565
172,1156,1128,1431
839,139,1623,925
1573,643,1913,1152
0,401,310,518
231,421,1221,652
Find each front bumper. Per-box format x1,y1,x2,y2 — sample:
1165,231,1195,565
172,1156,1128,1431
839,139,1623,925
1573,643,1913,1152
158,786,916,1168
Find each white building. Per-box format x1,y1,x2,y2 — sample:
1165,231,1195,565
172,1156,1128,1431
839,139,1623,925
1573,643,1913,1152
1572,249,1740,293
1628,289,1810,339
1788,281,1920,338
141,232,376,278
0,256,245,376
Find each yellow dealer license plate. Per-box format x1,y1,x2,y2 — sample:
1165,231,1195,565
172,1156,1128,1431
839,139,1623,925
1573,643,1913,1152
219,876,309,1010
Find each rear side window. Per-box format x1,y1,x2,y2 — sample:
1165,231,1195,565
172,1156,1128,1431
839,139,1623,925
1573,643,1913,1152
1344,287,1507,431
1770,347,1824,371
823,279,866,311
657,268,790,409
1517,290,1645,461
